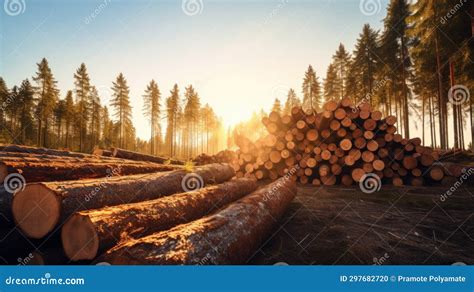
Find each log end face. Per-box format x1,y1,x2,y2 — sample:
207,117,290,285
12,184,61,239
62,213,99,261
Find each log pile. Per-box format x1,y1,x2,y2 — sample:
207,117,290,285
98,177,296,265
193,150,237,165
61,178,257,261
93,147,185,165
12,163,235,239
231,98,470,186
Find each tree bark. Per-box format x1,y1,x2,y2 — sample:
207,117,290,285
61,178,257,261
98,177,296,265
111,147,184,165
0,157,180,183
12,163,235,239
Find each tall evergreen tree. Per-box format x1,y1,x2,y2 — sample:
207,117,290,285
110,73,133,148
165,84,180,157
73,63,91,151
351,24,380,105
332,44,351,100
90,86,102,147
323,62,338,101
302,65,322,112
380,0,411,137
283,88,301,114
33,58,59,147
63,90,75,149
143,80,161,155
272,98,282,113
17,79,35,144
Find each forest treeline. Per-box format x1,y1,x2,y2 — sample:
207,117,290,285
1,0,473,157
0,60,224,158
235,0,473,150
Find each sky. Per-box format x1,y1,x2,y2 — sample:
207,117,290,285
1,0,390,140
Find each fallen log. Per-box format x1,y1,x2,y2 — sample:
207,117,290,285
98,177,297,265
12,163,235,239
0,158,180,183
61,178,258,261
0,144,94,159
111,147,184,165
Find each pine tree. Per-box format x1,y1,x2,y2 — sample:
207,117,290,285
332,44,351,100
54,99,66,147
183,85,200,157
272,98,282,113
33,58,59,148
283,88,301,114
63,90,75,149
143,80,161,155
90,86,102,148
351,24,380,105
73,63,91,151
165,84,180,157
323,62,338,101
110,73,133,149
17,79,35,144
302,65,322,112
380,0,411,137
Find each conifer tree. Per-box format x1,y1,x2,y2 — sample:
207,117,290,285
143,80,161,155
110,73,133,148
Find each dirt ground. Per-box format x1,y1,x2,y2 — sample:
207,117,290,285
248,183,474,265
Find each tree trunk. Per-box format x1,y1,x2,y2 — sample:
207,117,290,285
0,156,180,183
62,178,257,261
98,177,296,265
111,147,184,165
12,163,235,239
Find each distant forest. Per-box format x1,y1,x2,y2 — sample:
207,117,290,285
236,0,473,150
1,0,473,158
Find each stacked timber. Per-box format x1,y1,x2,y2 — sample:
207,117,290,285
98,177,296,265
61,178,257,261
231,98,471,186
12,163,235,239
193,150,237,165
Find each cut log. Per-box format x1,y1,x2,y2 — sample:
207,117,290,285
0,159,180,183
97,177,296,265
12,163,235,239
0,144,91,158
111,147,184,165
62,178,257,261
